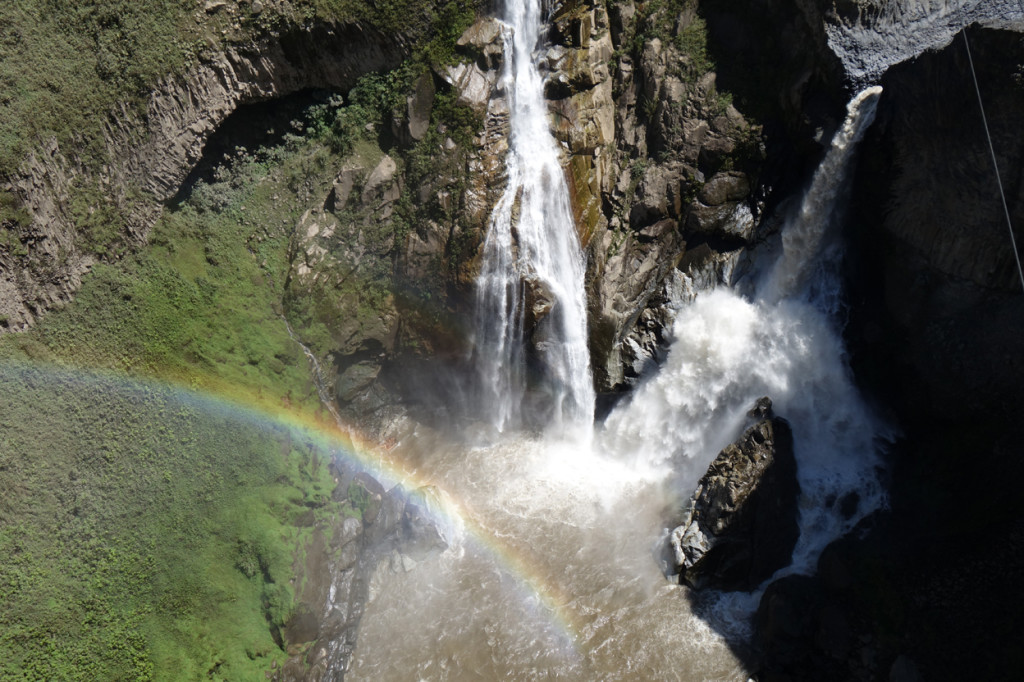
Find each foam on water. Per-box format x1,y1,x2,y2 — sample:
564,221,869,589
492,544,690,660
349,21,889,681
472,0,595,434
603,85,890,586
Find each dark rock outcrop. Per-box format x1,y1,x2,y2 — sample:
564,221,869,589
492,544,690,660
848,26,1024,431
754,25,1024,681
754,511,1024,681
670,399,799,591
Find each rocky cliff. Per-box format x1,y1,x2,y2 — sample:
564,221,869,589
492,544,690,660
283,0,776,425
3,1,1024,679
753,20,1024,682
271,467,449,681
670,399,799,592
544,0,766,394
817,0,1024,85
0,18,407,332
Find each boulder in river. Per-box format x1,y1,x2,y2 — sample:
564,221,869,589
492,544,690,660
670,397,800,590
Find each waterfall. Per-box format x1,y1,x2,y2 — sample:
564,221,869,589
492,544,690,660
282,316,347,431
473,0,595,434
603,86,888,581
760,86,884,305
348,81,892,678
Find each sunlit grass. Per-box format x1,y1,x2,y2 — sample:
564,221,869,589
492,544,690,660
0,121,349,679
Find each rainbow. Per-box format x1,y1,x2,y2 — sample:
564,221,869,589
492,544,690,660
0,359,583,649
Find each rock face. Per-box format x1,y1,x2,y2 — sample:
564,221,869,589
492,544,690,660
0,21,406,332
752,22,1024,682
544,0,766,393
815,0,1024,86
272,467,448,682
278,14,512,432
848,26,1024,429
670,399,799,591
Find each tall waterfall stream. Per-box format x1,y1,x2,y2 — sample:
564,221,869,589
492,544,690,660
344,1,887,677
472,0,594,435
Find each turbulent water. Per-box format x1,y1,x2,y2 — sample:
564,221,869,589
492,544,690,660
472,0,594,434
347,5,887,679
347,434,748,680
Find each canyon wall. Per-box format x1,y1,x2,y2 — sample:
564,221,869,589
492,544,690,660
0,21,406,332
2,3,1024,677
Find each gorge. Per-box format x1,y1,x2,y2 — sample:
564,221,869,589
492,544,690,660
1,1,1023,681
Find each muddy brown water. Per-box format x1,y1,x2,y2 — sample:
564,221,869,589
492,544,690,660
345,430,749,681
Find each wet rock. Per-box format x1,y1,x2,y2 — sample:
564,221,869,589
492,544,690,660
698,172,751,206
684,201,756,244
524,274,556,327
889,654,922,682
588,217,685,390
756,574,826,667
272,462,392,681
400,487,449,560
748,396,773,419
670,400,799,590
816,542,854,593
284,604,320,647
350,473,386,527
335,361,382,404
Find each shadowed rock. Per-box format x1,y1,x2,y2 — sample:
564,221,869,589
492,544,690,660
670,397,800,591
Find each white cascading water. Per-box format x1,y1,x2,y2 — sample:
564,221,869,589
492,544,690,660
472,0,595,434
603,85,888,585
346,7,887,677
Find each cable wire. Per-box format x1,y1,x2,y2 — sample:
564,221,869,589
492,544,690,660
962,27,1024,293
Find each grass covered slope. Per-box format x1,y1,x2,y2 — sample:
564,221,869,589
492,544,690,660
0,366,339,680
0,0,194,170
0,0,473,174
0,108,359,679
0,0,483,673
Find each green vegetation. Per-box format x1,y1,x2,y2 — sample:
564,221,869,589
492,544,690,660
0,188,31,228
312,0,474,53
0,0,486,673
0,366,339,680
0,0,479,271
618,0,734,112
0,1,196,171
672,14,713,77
0,93,375,679
0,0,477,176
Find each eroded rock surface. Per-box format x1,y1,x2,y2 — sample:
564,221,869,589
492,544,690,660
0,22,405,332
544,0,764,393
670,398,799,591
817,0,1024,86
273,467,448,681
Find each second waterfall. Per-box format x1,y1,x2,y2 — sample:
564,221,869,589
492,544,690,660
473,0,595,434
